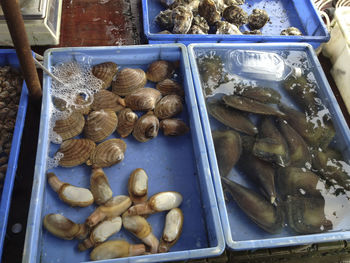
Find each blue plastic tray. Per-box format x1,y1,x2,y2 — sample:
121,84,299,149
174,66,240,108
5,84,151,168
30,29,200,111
143,0,329,48
188,43,350,250
22,44,225,263
0,50,29,257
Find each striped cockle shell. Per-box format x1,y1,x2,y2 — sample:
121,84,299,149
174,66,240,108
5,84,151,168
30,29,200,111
58,139,96,167
112,68,147,96
125,88,162,112
116,108,138,138
92,62,118,89
53,112,85,141
89,139,127,168
156,79,184,97
91,90,126,112
154,94,183,120
160,119,189,136
132,112,159,143
146,60,175,82
84,110,118,142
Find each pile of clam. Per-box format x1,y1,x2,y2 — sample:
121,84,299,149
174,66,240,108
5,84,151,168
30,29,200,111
155,0,302,36
43,168,184,260
199,55,350,235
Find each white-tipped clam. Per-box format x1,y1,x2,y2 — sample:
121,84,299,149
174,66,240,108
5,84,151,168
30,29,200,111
84,110,118,142
159,208,184,253
116,108,138,138
125,88,162,112
47,173,94,207
128,168,148,205
90,168,113,205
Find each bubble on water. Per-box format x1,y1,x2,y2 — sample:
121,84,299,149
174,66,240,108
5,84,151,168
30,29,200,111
47,152,64,170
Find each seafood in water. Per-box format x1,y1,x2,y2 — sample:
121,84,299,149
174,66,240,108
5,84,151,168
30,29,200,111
235,86,281,104
159,208,184,253
169,0,200,12
207,101,258,136
156,79,185,97
112,68,147,96
248,9,269,30
53,112,85,142
128,168,148,205
281,27,302,36
90,240,145,261
222,5,248,27
89,138,127,168
160,119,189,136
154,94,183,119
212,130,242,177
221,177,283,234
43,213,88,240
92,62,118,89
125,88,162,112
188,16,210,35
155,9,174,31
172,6,193,34
57,139,95,167
116,108,138,138
124,191,183,216
198,0,221,26
147,60,176,83
47,173,94,207
132,111,159,142
84,110,118,142
79,216,122,251
215,21,242,35
123,216,159,253
90,168,113,205
243,30,262,35
86,195,132,227
91,90,125,112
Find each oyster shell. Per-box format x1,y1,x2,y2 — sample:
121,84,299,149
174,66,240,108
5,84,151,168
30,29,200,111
243,30,262,35
248,9,269,30
147,60,176,83
156,79,184,97
58,139,96,167
117,108,138,138
91,90,125,112
160,119,189,136
188,16,210,34
133,112,159,142
112,68,147,96
155,9,174,31
215,21,242,35
172,6,194,34
212,0,227,13
92,62,118,89
84,110,118,142
53,112,85,141
281,27,302,36
154,94,183,119
170,0,200,12
89,139,127,168
198,0,221,26
125,88,162,112
224,0,244,5
223,5,248,27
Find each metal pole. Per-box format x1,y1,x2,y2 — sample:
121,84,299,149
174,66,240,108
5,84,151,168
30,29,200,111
0,0,42,100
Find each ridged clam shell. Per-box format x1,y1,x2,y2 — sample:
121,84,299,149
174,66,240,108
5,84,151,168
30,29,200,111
154,95,183,120
160,119,189,136
147,60,175,82
89,139,127,168
92,62,118,89
58,139,96,167
117,108,138,138
84,110,118,142
91,90,125,112
156,79,184,97
73,94,92,115
53,112,85,141
133,112,159,142
112,68,147,96
125,88,162,112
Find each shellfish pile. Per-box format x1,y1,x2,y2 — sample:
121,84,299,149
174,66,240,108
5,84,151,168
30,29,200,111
197,51,350,235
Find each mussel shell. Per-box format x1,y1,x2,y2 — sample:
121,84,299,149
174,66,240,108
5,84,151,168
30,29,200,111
125,88,162,112
235,86,281,104
147,60,175,83
154,95,183,120
53,112,85,141
159,119,189,136
133,112,159,142
92,62,118,89
156,79,184,97
58,139,96,167
112,68,147,96
91,90,125,112
90,139,127,168
117,108,138,138
84,110,118,142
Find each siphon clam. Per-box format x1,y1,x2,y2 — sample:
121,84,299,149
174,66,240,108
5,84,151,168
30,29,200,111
112,68,147,96
147,60,176,83
160,119,189,136
154,94,183,120
156,79,184,97
128,168,148,205
90,168,113,205
133,111,159,142
91,90,126,112
84,110,118,142
248,9,270,30
52,112,85,142
57,138,95,167
159,208,184,253
125,88,162,112
92,62,118,90
116,108,138,138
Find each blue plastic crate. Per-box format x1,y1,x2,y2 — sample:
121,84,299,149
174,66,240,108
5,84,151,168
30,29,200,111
22,44,225,263
143,0,330,48
188,43,350,250
0,50,29,257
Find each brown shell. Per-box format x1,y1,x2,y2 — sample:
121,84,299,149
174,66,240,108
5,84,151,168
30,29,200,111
91,90,125,112
156,79,184,97
132,112,159,142
112,68,147,96
125,88,162,112
160,119,189,136
92,62,118,89
84,110,118,142
53,112,85,141
53,95,91,115
58,139,96,167
89,139,127,168
154,95,183,120
146,61,175,82
117,108,138,138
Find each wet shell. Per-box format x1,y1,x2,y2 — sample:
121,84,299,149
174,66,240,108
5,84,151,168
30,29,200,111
198,0,221,26
53,112,85,141
281,27,302,36
73,93,92,115
84,110,118,142
133,112,159,142
91,90,126,112
125,88,162,112
189,16,210,35
58,139,96,167
92,62,118,89
147,60,175,83
172,6,193,34
156,9,174,31
89,139,127,168
117,108,138,138
154,95,183,120
215,21,242,35
128,168,148,204
90,168,113,205
160,119,189,136
248,9,270,30
223,5,248,27
112,68,147,96
156,79,184,97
